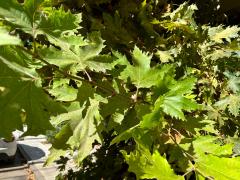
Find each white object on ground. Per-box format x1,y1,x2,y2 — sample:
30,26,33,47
0,137,17,157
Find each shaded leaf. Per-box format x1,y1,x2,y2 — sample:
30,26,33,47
0,48,63,138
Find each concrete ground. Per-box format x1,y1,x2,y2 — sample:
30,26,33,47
0,136,58,180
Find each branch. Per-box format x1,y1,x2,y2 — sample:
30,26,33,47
18,46,130,101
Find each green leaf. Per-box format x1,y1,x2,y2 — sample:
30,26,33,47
215,94,240,117
224,71,240,93
45,148,66,166
0,48,63,138
87,55,115,73
192,136,240,180
37,6,81,43
102,12,134,49
196,155,240,180
50,102,84,149
100,94,131,118
51,102,83,127
203,46,233,61
175,117,217,135
0,0,44,34
153,77,199,120
40,32,107,73
193,136,233,156
0,0,32,32
67,99,101,163
119,46,163,88
0,27,22,46
0,0,82,41
23,0,44,24
166,77,197,96
164,2,198,22
48,78,78,102
140,108,163,129
122,146,183,180
152,64,176,98
158,96,199,120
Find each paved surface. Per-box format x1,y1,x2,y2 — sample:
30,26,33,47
0,136,58,180
0,168,28,180
18,137,58,180
0,148,28,180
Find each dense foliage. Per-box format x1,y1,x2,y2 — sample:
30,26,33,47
0,0,240,179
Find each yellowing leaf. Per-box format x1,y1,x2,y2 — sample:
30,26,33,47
215,94,240,117
154,3,198,32
208,26,240,43
156,50,174,63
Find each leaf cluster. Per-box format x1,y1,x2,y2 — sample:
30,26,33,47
0,0,240,180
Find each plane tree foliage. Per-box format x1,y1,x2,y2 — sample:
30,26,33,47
0,0,240,179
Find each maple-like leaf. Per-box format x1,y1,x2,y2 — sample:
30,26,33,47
215,94,240,117
156,50,174,63
175,117,217,135
39,32,111,73
0,0,81,42
164,2,198,21
139,73,198,130
102,12,134,49
153,2,198,32
192,136,240,180
193,136,233,156
48,78,78,102
67,99,101,163
122,146,184,180
23,0,44,24
196,155,240,180
50,102,84,149
37,6,82,44
140,108,164,129
224,71,240,93
50,87,101,163
208,25,240,43
205,49,232,61
0,0,33,32
0,47,64,138
158,96,199,120
166,77,197,96
119,46,167,88
152,77,199,121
